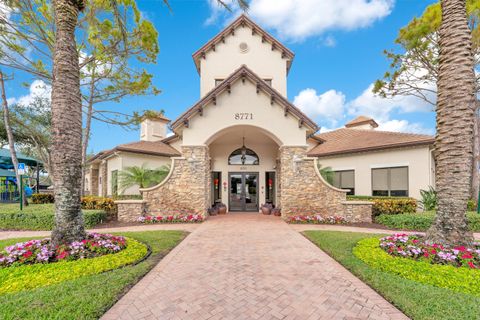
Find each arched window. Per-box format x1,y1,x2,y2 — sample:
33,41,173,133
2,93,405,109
228,147,259,165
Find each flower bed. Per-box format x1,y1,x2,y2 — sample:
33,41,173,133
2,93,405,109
354,237,480,296
138,214,204,224
379,233,480,269
287,215,348,224
0,236,148,294
0,233,127,267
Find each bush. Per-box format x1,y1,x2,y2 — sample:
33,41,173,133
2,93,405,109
0,209,107,230
375,212,480,232
468,199,478,212
112,194,143,200
31,194,54,204
419,187,436,211
347,195,417,217
81,196,116,213
353,237,480,296
0,237,148,294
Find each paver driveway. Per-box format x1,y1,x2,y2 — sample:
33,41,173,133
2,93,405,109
102,213,407,320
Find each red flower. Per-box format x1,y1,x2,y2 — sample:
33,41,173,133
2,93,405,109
23,251,32,258
455,246,467,252
431,249,437,254
423,252,429,258
57,251,68,260
462,253,473,259
467,261,477,269
412,239,419,244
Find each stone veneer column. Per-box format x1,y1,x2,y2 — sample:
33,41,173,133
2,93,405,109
90,167,99,196
100,161,108,197
279,146,346,217
142,146,211,217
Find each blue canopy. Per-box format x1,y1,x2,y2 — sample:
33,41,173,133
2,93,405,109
0,148,42,169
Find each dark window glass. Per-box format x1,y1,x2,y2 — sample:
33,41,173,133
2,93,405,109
111,170,118,196
372,167,408,197
228,148,259,165
333,170,355,195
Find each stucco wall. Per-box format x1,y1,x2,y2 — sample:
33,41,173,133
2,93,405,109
316,146,434,199
200,25,288,97
182,80,308,146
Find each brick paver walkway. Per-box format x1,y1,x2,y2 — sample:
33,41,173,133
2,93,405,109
102,213,407,320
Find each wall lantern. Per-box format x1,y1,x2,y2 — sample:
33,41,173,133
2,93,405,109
223,181,227,192
268,178,273,190
214,178,219,190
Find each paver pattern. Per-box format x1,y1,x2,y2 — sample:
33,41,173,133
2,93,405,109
102,213,408,320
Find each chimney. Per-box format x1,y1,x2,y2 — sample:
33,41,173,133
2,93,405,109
345,116,378,130
140,114,170,142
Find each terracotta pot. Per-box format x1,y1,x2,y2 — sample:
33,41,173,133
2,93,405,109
261,206,271,215
218,205,227,215
272,208,281,216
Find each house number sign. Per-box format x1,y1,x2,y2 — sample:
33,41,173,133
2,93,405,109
234,113,253,120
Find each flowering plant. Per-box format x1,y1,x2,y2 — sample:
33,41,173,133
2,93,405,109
287,215,348,224
138,214,204,224
0,233,127,268
380,233,480,269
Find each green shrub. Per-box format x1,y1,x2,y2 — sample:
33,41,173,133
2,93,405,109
419,187,436,211
31,193,54,204
81,196,116,213
353,237,480,296
347,195,417,216
467,199,478,212
0,208,106,230
111,194,143,200
375,212,480,231
0,237,148,294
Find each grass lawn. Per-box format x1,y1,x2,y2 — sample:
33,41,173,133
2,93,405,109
304,231,480,320
375,211,480,232
0,230,186,319
0,203,106,230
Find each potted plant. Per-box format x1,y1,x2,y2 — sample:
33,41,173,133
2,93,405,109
272,208,281,216
261,203,272,215
216,202,227,214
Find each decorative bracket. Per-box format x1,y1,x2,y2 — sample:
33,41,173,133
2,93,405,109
212,95,217,105
198,106,203,116
183,119,189,128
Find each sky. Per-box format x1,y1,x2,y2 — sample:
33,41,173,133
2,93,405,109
3,0,438,154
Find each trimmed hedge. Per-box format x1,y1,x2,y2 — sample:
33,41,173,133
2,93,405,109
0,209,106,230
375,212,480,232
353,237,480,296
0,237,148,294
31,194,116,213
347,195,417,217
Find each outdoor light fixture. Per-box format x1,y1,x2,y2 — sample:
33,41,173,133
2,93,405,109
241,137,247,165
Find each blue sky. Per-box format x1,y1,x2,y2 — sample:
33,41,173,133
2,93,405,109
4,0,438,154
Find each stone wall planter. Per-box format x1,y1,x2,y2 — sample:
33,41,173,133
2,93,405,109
115,200,146,223
341,201,373,223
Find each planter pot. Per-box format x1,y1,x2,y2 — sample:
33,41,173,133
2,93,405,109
272,208,281,216
261,206,271,215
218,205,227,215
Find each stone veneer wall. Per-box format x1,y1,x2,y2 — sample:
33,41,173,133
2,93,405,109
141,146,211,217
342,201,373,223
100,162,107,197
89,167,99,196
116,200,146,222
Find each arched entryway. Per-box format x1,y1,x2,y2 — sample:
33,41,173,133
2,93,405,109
206,125,281,212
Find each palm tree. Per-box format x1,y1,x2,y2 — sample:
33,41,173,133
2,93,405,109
50,0,86,245
318,165,335,185
118,164,170,193
426,0,476,245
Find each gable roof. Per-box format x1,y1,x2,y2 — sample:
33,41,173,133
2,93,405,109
308,128,434,157
170,65,319,132
345,116,379,128
192,14,295,74
89,140,180,163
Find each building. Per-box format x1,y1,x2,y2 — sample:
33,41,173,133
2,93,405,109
87,15,435,221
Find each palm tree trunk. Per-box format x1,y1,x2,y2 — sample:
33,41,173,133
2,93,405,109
81,65,96,197
0,71,26,206
51,0,86,245
426,0,476,245
472,109,480,208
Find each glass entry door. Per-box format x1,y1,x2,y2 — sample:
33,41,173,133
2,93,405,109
229,172,258,212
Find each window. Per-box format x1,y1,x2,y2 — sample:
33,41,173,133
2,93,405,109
372,167,408,197
228,148,259,165
215,79,224,86
333,170,355,195
111,170,118,196
263,79,272,86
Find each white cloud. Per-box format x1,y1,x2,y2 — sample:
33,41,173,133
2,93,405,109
9,80,51,107
207,0,395,41
294,83,435,135
293,88,346,126
323,35,336,47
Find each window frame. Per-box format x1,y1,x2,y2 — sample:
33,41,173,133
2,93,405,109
333,170,355,195
371,166,409,197
228,148,260,165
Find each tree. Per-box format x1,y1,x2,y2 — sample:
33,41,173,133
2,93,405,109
118,164,170,193
425,0,476,245
318,165,335,185
374,0,480,204
0,70,27,206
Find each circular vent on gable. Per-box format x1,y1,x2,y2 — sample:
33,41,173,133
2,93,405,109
239,42,249,53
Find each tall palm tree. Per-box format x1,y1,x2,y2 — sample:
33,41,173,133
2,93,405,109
50,0,86,245
118,164,170,193
426,0,476,245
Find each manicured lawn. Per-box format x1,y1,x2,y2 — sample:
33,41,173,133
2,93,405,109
304,231,480,320
0,230,186,319
375,211,480,231
0,203,106,230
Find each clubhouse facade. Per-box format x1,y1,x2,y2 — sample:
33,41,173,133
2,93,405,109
85,15,435,222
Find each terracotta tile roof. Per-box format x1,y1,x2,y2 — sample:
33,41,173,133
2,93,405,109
308,128,434,157
192,14,295,74
345,116,379,128
89,140,180,163
171,65,319,132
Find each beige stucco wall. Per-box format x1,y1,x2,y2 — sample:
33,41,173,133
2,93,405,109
200,25,288,97
104,152,171,196
181,79,308,146
316,146,434,199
